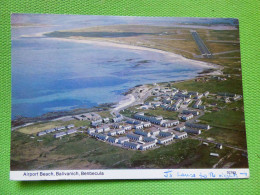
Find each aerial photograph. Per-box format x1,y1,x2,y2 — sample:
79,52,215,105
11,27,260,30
11,14,248,171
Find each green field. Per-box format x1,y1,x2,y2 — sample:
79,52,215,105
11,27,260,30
11,130,247,170
173,76,243,94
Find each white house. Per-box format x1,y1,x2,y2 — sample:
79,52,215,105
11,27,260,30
112,123,122,129
195,94,203,99
210,153,219,157
159,131,172,137
96,134,108,141
193,99,202,108
66,124,75,129
123,125,132,131
159,128,168,132
143,122,152,128
107,137,118,143
162,120,179,127
157,136,174,144
54,132,66,138
150,127,160,136
103,118,110,123
134,124,144,130
37,131,46,136
123,142,140,150
87,128,95,135
181,113,194,121
185,122,210,130
174,131,187,139
184,128,201,135
45,128,56,134
203,91,209,97
175,124,186,131
108,130,117,136
116,128,125,135
140,142,156,151
183,110,199,116
103,126,110,132
143,136,157,143
127,133,143,141
134,129,151,137
118,137,129,144
95,127,104,133
56,126,66,131
67,129,77,135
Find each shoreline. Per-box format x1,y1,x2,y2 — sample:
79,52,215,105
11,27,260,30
43,35,221,71
12,33,223,128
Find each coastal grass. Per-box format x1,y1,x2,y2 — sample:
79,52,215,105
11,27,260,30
97,111,113,118
45,25,241,68
198,101,246,149
142,107,179,120
172,77,243,94
200,108,245,131
11,132,135,170
129,138,234,168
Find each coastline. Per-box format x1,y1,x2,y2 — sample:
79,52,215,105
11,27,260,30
12,32,223,128
43,35,221,71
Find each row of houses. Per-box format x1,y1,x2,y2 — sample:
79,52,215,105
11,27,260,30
87,127,126,135
37,124,75,136
54,129,77,138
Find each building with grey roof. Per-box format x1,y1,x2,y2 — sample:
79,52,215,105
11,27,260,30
123,142,140,150
45,128,56,134
116,128,125,135
159,131,172,137
66,124,75,129
118,137,130,144
123,125,132,131
127,133,143,141
95,127,104,133
37,131,46,136
134,129,151,137
184,128,201,135
87,128,95,135
56,126,66,131
140,142,156,151
185,122,210,130
67,129,77,135
54,132,66,138
183,110,199,116
143,136,157,143
157,136,174,144
108,130,117,136
107,137,118,143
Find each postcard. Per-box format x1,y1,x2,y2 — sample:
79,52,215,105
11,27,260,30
10,14,249,180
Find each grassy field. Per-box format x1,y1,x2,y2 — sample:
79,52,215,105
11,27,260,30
121,106,179,120
11,132,136,170
198,100,246,149
12,131,247,170
173,76,243,94
128,138,244,168
45,24,241,64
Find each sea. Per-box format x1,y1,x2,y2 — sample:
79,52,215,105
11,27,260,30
11,14,212,119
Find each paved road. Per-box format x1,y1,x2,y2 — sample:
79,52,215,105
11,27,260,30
191,31,212,58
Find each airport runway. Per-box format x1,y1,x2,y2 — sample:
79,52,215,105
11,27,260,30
191,31,212,58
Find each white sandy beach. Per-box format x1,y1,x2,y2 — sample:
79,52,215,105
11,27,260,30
44,36,220,71
112,94,136,113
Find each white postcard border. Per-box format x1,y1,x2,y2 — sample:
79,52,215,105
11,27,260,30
10,168,249,180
